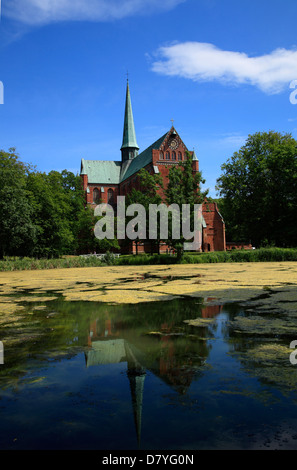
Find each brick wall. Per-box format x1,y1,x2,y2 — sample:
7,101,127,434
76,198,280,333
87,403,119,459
202,202,226,251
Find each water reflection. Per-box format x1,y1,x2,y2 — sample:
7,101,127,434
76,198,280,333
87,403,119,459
85,299,220,386
1,294,297,449
83,300,221,446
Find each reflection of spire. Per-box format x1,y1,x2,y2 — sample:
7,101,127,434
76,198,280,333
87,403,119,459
127,370,145,448
125,342,146,448
84,336,146,447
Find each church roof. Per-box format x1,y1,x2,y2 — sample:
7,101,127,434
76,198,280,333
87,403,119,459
80,81,192,187
81,158,122,184
80,128,191,185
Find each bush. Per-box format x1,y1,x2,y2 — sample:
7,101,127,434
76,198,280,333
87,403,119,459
1,247,297,271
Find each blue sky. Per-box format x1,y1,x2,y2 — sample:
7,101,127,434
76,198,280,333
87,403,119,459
1,0,297,196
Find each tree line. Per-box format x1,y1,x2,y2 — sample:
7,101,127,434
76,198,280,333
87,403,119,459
0,148,98,259
0,148,206,259
1,130,296,259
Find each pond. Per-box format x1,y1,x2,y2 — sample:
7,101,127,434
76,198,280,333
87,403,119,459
1,291,297,450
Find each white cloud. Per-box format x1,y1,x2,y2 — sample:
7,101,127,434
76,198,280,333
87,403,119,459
4,0,185,25
152,42,297,94
218,133,247,147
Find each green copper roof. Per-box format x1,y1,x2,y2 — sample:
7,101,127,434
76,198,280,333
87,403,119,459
121,81,139,150
81,133,167,185
120,133,167,182
81,126,192,186
192,149,198,161
81,158,121,184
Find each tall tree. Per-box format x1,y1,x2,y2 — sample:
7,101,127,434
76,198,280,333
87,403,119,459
0,149,37,258
27,171,76,258
60,170,87,253
81,204,120,254
165,153,207,260
216,131,297,247
125,168,163,254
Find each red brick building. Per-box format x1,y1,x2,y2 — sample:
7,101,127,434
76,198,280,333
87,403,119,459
80,81,226,253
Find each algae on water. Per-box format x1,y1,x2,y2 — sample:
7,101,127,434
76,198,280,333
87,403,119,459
229,315,297,337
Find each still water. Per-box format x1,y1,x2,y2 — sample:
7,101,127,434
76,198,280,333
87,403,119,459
1,292,297,450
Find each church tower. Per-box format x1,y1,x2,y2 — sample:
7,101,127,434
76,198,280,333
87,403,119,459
121,80,139,162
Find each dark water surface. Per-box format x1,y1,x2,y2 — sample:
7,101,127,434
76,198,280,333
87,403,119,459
1,293,297,450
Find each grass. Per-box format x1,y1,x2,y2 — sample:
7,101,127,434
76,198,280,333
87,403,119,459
1,247,297,271
0,255,104,271
117,247,297,265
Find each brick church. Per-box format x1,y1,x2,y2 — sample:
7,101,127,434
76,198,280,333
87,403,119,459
80,81,226,253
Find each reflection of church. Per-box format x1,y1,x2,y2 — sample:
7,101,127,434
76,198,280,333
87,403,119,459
84,301,222,446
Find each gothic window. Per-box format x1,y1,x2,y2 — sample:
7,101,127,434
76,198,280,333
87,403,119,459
172,151,176,160
93,187,100,204
108,188,114,204
166,151,170,160
178,152,182,161
160,151,164,160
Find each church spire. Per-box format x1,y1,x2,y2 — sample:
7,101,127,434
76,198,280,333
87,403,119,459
121,80,139,162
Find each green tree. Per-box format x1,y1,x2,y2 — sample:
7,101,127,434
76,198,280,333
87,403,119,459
125,168,163,254
78,204,120,254
27,171,76,258
165,152,207,260
76,205,96,254
216,131,297,247
59,170,87,253
0,148,37,258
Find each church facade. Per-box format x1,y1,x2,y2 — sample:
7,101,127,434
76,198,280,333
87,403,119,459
80,82,226,253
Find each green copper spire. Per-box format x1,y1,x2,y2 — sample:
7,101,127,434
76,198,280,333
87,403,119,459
192,148,198,161
121,80,139,162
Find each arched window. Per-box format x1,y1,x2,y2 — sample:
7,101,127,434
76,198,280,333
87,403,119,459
160,151,164,160
178,152,182,161
108,188,114,204
166,151,170,160
93,187,100,204
172,151,176,160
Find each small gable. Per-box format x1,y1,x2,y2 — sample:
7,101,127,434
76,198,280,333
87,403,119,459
159,127,188,154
